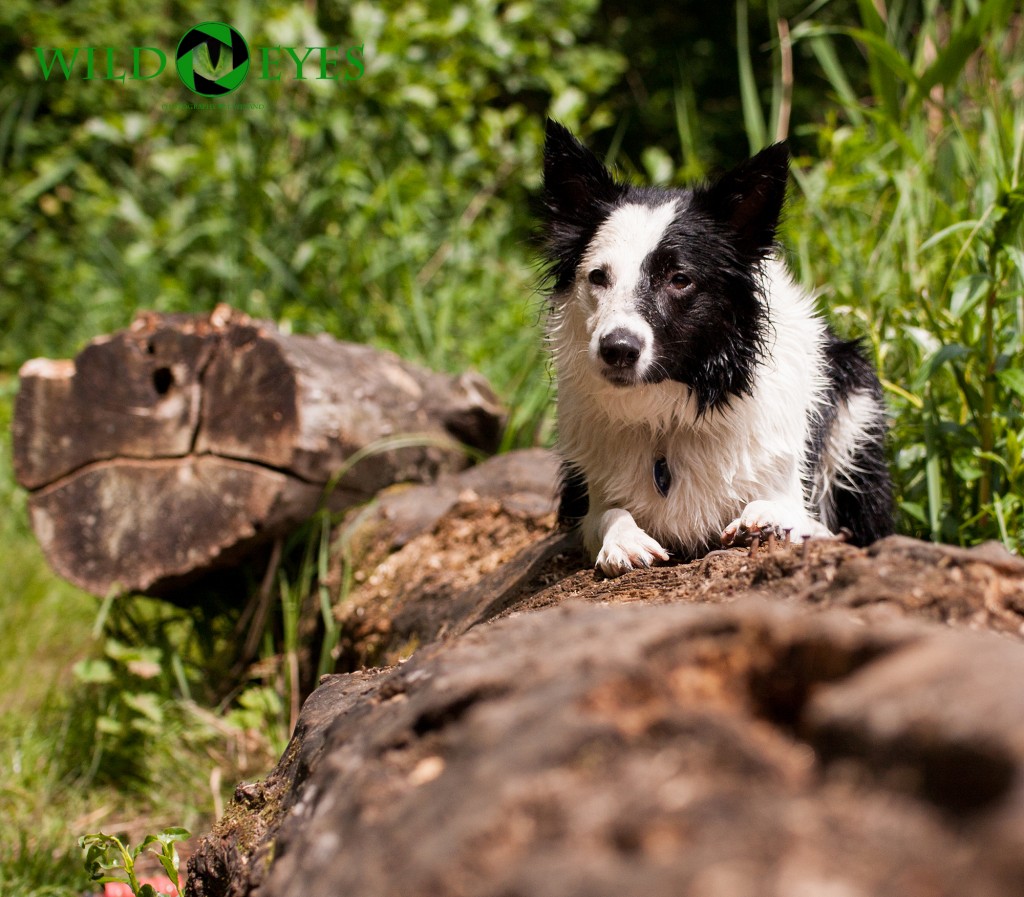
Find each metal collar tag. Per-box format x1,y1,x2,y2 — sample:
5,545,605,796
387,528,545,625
653,455,671,498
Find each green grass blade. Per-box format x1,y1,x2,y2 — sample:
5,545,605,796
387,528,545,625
796,27,865,125
736,0,767,153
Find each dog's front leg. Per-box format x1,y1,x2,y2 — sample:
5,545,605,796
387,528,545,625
583,503,670,577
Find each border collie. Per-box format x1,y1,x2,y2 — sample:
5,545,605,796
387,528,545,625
539,120,893,576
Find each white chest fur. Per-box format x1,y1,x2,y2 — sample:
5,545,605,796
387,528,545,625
552,259,829,556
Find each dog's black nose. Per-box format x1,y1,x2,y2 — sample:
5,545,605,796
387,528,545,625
599,328,643,368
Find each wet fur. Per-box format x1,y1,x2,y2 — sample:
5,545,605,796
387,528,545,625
539,120,893,575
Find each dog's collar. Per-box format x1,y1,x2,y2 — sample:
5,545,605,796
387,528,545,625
653,454,672,498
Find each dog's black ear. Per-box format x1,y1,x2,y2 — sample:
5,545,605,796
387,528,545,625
704,142,789,255
539,120,625,290
542,119,622,223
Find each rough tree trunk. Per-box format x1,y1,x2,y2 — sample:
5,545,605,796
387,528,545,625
187,450,1024,897
12,306,504,598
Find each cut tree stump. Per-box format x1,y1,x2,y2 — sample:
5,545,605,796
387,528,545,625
12,305,505,598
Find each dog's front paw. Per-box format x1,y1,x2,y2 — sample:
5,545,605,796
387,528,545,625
721,500,830,547
596,514,670,577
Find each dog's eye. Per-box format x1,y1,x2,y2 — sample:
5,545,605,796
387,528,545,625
588,269,609,287
670,272,692,289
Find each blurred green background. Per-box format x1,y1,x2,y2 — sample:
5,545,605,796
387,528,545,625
1,1,1022,893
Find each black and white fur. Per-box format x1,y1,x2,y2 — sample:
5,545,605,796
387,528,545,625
540,120,893,576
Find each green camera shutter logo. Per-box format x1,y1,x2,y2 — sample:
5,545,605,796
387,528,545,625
175,22,249,97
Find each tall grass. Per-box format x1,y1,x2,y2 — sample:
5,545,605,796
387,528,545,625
738,0,1024,550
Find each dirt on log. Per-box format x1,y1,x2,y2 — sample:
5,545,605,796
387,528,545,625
188,449,1024,897
12,306,504,598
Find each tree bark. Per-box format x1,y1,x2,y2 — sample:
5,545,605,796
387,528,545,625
186,452,1024,897
13,305,504,598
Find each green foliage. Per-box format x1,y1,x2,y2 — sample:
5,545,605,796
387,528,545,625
0,582,269,897
0,832,83,897
0,0,624,448
68,632,198,789
80,828,188,897
1,698,200,897
783,0,1024,549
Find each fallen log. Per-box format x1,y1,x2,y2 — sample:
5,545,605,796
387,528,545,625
12,305,504,598
187,451,1024,897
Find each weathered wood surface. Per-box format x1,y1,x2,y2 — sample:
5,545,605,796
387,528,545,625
187,451,1024,897
13,306,504,597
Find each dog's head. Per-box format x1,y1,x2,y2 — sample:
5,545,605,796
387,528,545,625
540,119,788,412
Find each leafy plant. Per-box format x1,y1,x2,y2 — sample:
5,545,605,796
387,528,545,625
80,828,189,897
70,636,174,786
780,0,1024,550
0,831,84,897
63,591,235,790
